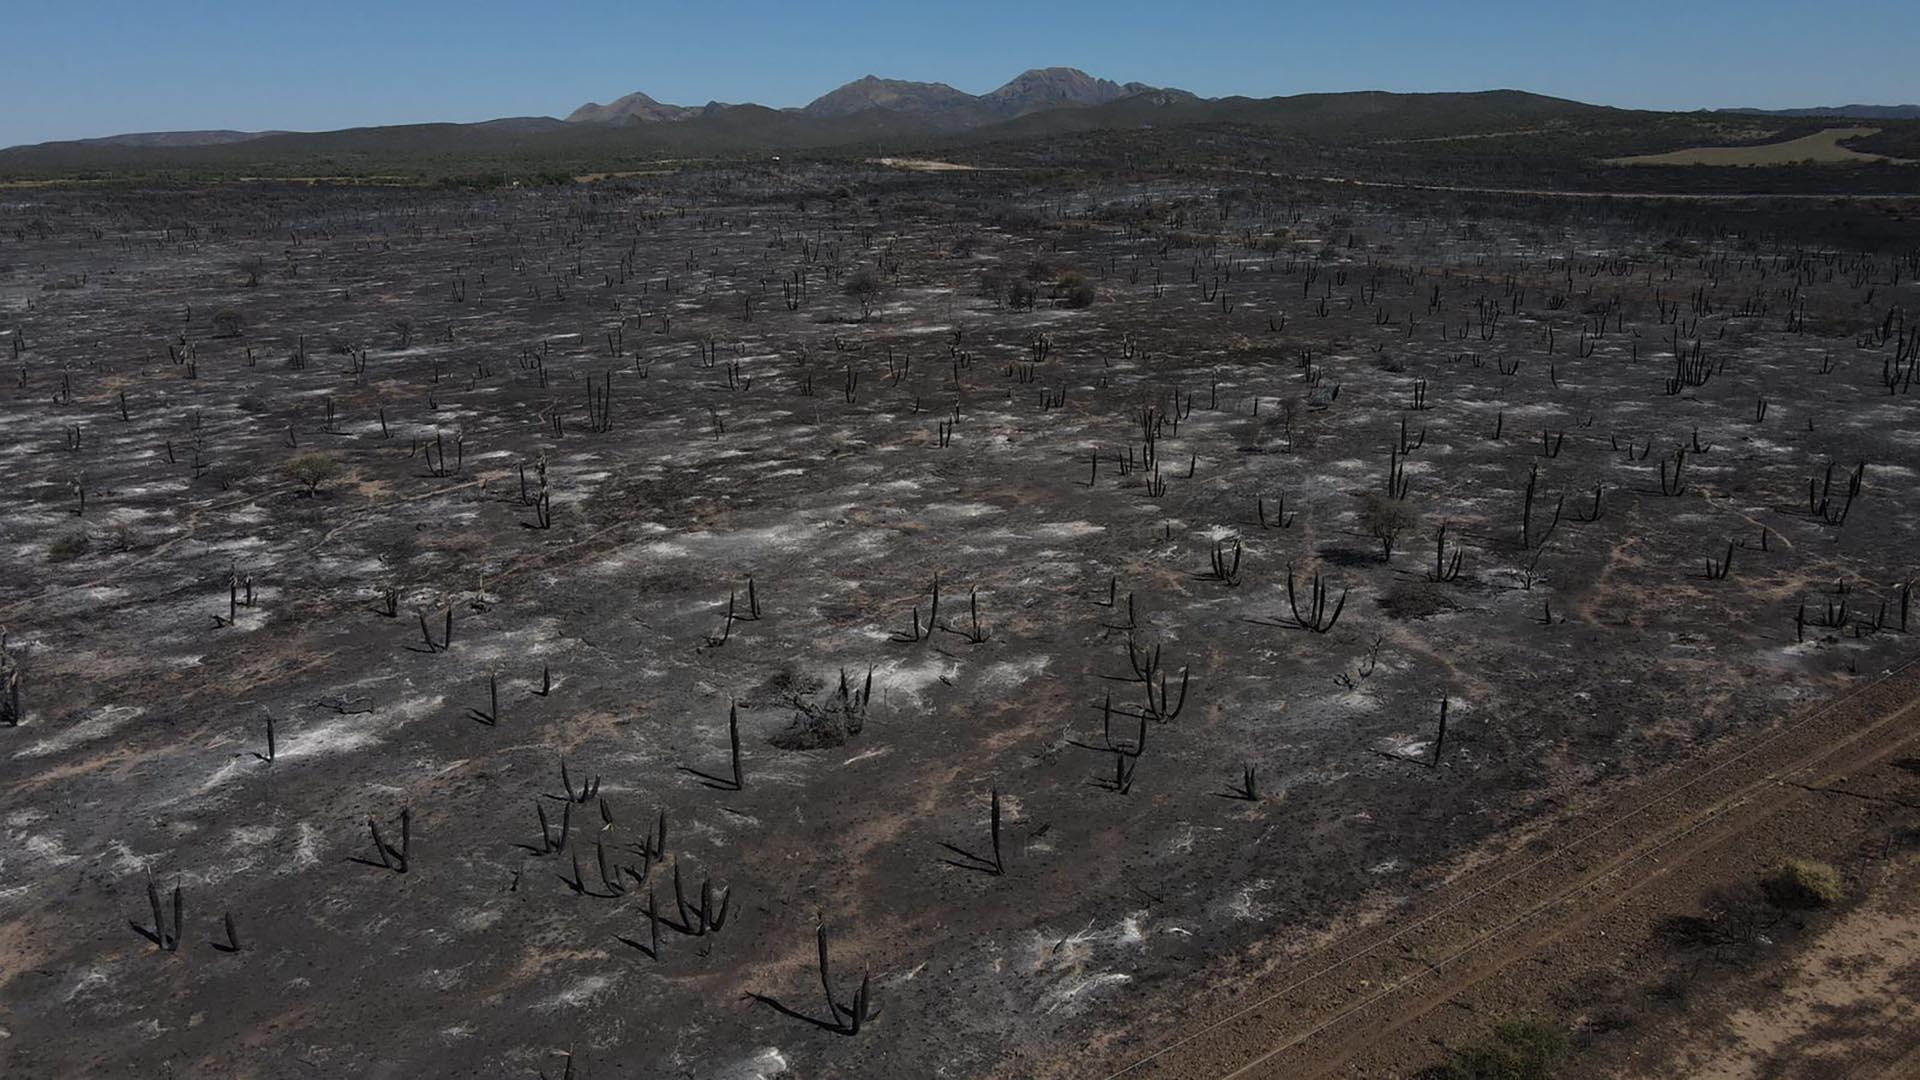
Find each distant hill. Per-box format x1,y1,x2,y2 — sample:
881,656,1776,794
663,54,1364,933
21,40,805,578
970,88,1616,142
64,129,282,148
800,76,979,122
1720,105,1920,120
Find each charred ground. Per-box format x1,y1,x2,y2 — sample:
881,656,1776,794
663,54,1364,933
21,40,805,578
1,163,1917,1078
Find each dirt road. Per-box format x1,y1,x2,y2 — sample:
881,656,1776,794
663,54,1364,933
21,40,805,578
1094,658,1920,1079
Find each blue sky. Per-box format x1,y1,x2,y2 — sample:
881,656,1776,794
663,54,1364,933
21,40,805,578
5,0,1915,147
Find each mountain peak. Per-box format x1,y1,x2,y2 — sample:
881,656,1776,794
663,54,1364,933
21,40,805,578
567,91,697,124
983,67,1151,116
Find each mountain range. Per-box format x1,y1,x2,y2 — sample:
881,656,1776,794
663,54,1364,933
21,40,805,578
13,67,1920,162
567,67,1197,130
22,68,1190,153
13,67,1919,158
2,68,1915,182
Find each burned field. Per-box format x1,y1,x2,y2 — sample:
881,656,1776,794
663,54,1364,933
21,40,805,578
0,170,1917,1078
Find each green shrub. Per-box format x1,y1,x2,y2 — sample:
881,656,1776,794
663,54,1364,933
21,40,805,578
1362,492,1423,560
1431,1018,1568,1080
1763,859,1843,909
1050,269,1096,309
46,531,90,562
282,453,339,496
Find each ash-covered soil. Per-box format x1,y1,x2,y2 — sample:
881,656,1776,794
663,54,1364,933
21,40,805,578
0,168,1915,1078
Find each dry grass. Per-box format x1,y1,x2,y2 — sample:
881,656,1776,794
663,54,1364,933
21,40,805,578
1607,127,1903,167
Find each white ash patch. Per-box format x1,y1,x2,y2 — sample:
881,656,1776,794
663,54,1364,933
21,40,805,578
922,502,1001,521
12,704,144,760
19,832,79,869
1381,737,1433,761
715,1047,790,1080
274,693,442,763
418,964,471,991
63,962,120,1005
976,655,1052,690
458,906,505,932
193,758,253,796
1012,520,1108,541
97,840,152,877
863,657,960,707
228,824,279,848
285,822,324,872
1040,972,1131,1014
1018,908,1153,1016
1221,878,1278,921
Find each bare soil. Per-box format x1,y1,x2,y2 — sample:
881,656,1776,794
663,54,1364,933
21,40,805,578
1607,127,1903,166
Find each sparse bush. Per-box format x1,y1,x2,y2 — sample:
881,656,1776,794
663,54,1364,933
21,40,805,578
1056,269,1097,308
1362,493,1422,560
842,268,884,319
282,453,339,496
1008,278,1038,309
771,692,866,750
1763,859,1842,909
1428,1018,1568,1080
46,531,90,563
210,308,244,338
762,668,867,750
